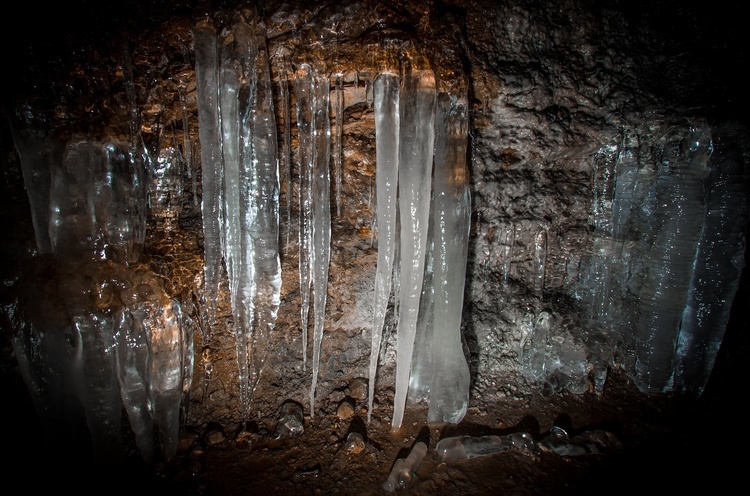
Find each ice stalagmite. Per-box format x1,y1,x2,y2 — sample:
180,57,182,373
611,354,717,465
218,9,281,414
368,71,400,422
673,131,749,395
427,87,471,424
309,70,331,416
392,64,436,431
296,64,314,369
633,127,710,393
194,18,223,328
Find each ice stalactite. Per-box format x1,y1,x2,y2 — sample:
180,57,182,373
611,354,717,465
217,9,282,414
633,127,711,393
499,222,515,289
333,72,344,218
533,228,548,297
673,131,748,395
426,87,471,424
295,59,332,415
368,70,400,422
275,48,293,255
296,64,314,370
178,82,199,210
7,106,53,255
149,147,183,230
194,17,223,331
7,259,194,465
46,140,147,263
392,62,436,431
310,70,332,417
117,266,194,463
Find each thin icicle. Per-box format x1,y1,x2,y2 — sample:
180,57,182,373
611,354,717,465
193,17,222,329
368,71,400,423
309,71,331,417
392,63,436,431
333,72,344,218
295,64,314,370
533,228,548,296
178,82,198,209
275,48,293,256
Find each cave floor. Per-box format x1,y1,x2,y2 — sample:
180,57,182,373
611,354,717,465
4,362,743,496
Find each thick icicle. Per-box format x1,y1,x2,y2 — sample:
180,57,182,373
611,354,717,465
533,228,548,296
219,9,282,414
368,70,400,422
392,63,436,431
194,17,223,328
243,10,282,408
296,64,314,370
633,127,710,393
309,70,332,417
427,87,471,424
673,131,749,395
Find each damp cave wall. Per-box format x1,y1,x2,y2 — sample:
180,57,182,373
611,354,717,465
1,0,749,438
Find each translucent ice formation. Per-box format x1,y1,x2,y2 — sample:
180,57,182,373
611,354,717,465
391,63,436,431
383,441,427,492
436,433,535,462
368,69,400,422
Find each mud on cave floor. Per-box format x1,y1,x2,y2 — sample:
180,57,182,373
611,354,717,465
3,362,744,496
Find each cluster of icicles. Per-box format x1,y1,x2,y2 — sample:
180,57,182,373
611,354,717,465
194,9,471,429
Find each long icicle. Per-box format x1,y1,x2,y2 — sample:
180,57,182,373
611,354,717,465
309,69,331,417
295,64,314,370
193,16,222,333
368,70,400,423
392,60,436,431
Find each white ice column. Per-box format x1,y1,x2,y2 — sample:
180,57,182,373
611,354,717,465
392,65,436,430
368,71,400,422
426,88,471,424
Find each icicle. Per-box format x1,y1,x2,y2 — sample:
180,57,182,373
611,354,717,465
533,228,548,296
500,222,515,289
8,105,53,254
178,82,198,209
219,8,282,414
368,70,400,423
309,70,332,417
275,48,293,256
392,61,436,431
673,130,749,395
427,86,471,424
633,127,710,393
193,17,222,329
296,64,314,370
333,72,344,218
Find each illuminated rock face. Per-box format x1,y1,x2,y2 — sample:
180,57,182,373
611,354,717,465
1,0,748,468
